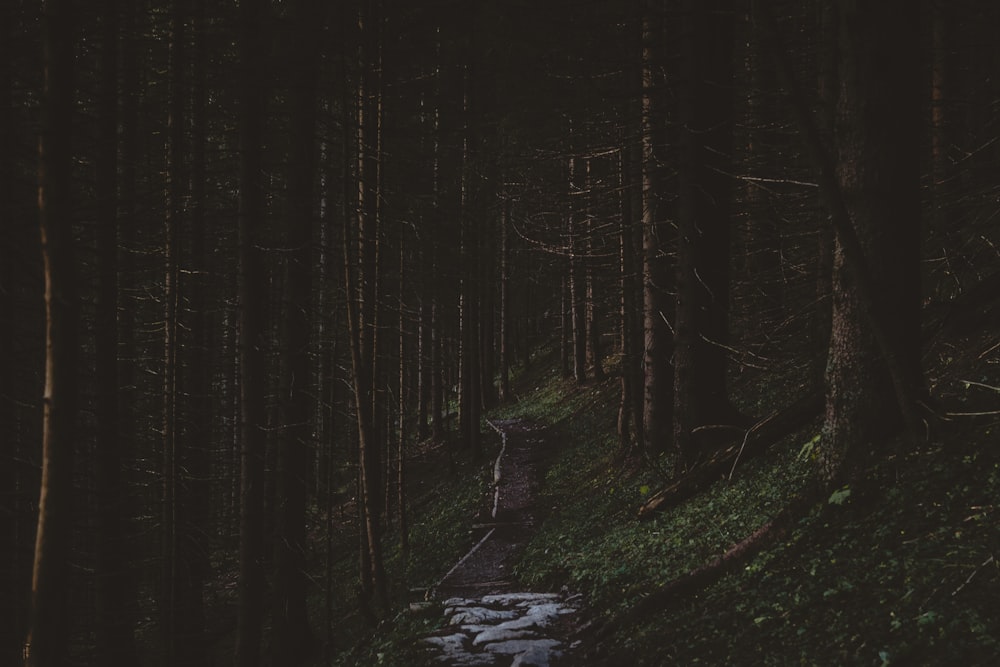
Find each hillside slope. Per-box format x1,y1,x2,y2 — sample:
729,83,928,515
498,331,1000,666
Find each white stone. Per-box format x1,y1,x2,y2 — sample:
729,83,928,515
449,606,519,626
472,626,540,646
511,645,563,667
484,638,562,656
421,633,468,652
443,597,475,608
522,602,572,624
480,592,559,606
431,652,496,666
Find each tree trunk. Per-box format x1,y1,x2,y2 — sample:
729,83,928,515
569,156,588,384
235,0,270,663
640,1,672,455
811,0,837,389
821,0,923,477
94,0,139,663
346,0,388,613
499,196,511,402
26,1,77,664
585,159,605,382
397,240,410,558
673,0,737,466
928,0,963,287
0,3,19,661
273,0,322,661
161,1,185,659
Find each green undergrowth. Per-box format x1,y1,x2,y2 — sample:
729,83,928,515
500,352,1000,665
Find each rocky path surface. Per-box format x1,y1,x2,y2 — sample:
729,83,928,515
419,419,583,666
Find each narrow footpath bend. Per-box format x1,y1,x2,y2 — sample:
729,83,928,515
420,419,583,667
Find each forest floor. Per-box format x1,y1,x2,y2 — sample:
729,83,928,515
360,325,1000,666
418,418,586,666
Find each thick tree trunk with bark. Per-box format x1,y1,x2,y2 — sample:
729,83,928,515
821,0,922,477
26,1,77,664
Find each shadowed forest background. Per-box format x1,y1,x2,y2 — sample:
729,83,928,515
4,0,1000,665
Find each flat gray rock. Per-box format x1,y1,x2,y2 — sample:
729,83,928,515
448,606,519,626
481,592,559,606
483,638,562,656
421,633,469,652
511,645,563,667
472,625,540,646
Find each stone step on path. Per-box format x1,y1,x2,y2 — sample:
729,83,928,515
421,592,582,667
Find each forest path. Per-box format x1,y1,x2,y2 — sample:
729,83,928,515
419,419,583,666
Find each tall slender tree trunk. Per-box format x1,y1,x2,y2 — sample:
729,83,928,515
347,0,388,614
673,0,738,466
183,3,211,663
560,276,571,378
94,1,139,663
161,1,186,659
640,0,673,455
0,3,19,660
235,0,270,663
499,196,511,402
617,141,641,452
273,1,322,661
26,1,77,664
117,0,143,653
929,0,962,285
397,240,410,558
569,156,588,384
457,62,481,456
812,0,837,388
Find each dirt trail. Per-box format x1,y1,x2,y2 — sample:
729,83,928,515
420,419,583,666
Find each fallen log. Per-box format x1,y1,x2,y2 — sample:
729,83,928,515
637,387,823,520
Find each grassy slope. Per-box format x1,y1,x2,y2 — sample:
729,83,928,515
500,342,1000,666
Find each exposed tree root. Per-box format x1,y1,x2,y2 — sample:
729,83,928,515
637,388,822,520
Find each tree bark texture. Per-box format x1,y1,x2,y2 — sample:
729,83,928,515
822,0,922,477
640,1,673,455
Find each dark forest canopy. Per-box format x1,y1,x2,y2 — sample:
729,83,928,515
3,0,1000,665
